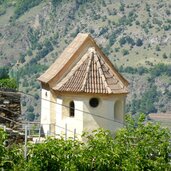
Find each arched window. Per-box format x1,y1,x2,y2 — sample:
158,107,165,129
69,101,75,117
114,100,123,121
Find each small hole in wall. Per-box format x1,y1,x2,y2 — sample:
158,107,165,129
89,98,99,108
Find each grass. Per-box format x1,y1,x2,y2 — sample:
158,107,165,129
0,6,14,26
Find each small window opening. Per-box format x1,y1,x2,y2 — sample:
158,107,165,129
45,92,47,97
69,101,75,117
89,98,99,108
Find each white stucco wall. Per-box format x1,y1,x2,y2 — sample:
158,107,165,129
83,95,126,133
41,89,50,135
55,96,84,139
41,92,127,139
56,97,63,136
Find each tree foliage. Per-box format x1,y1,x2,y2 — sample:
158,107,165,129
136,38,143,46
0,66,18,90
0,78,17,89
1,114,170,170
14,0,43,19
150,63,171,77
0,67,9,79
114,114,171,170
0,129,24,170
128,86,160,114
51,0,61,7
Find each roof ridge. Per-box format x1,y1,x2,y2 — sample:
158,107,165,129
81,49,93,91
94,51,112,94
54,53,89,90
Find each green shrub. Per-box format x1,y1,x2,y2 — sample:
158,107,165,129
19,115,171,170
122,49,129,56
27,105,34,113
27,112,35,121
14,0,43,19
155,45,161,51
0,78,17,89
136,38,143,46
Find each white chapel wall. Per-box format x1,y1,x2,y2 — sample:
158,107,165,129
55,95,84,139
56,97,63,136
41,88,51,135
83,95,126,132
53,94,126,138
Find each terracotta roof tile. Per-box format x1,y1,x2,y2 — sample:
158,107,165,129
38,33,128,94
53,48,128,94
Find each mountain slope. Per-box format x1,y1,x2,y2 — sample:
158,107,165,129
0,0,171,119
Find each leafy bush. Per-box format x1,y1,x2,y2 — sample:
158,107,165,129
29,40,53,65
16,64,48,78
0,5,6,16
122,49,129,56
34,93,39,100
119,37,126,46
0,78,17,89
27,27,40,50
163,24,171,31
0,114,171,170
0,129,24,170
128,86,160,114
119,36,135,46
51,0,61,7
119,3,125,12
19,54,26,64
155,45,161,51
27,112,35,121
119,66,137,74
136,38,143,46
162,53,168,59
137,66,148,75
20,115,171,170
27,105,34,113
139,86,159,114
114,114,171,170
22,101,26,106
150,63,171,77
109,29,122,46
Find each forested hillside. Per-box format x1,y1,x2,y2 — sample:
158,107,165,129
0,0,171,121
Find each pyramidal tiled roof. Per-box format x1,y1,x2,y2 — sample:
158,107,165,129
38,33,129,94
53,47,128,94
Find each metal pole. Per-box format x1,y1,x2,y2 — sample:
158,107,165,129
65,123,67,140
28,122,30,136
38,123,41,142
74,128,76,140
24,125,27,159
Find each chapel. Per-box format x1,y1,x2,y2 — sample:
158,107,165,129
38,33,129,138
